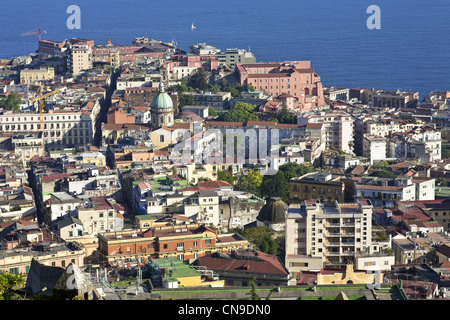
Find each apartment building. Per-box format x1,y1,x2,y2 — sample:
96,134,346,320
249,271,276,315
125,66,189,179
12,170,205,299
358,88,418,107
298,111,354,154
365,119,422,138
184,191,220,227
354,176,435,208
0,111,93,151
362,134,387,165
290,172,347,204
389,127,442,163
216,48,256,68
183,91,232,111
372,90,419,108
97,223,249,266
76,196,124,236
68,45,93,75
285,199,373,278
47,191,82,221
188,43,256,68
0,241,85,276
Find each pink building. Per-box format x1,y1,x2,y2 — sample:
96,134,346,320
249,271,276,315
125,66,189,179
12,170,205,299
236,61,326,111
167,55,220,72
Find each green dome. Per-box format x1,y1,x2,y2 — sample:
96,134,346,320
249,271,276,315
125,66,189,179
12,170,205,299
151,82,173,110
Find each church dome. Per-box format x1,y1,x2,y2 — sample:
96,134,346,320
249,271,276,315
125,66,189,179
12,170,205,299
151,82,173,110
256,197,288,224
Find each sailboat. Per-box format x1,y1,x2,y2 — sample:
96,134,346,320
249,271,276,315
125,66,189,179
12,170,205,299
191,22,196,30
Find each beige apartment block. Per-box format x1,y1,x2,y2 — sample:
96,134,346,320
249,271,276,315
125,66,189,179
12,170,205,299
69,45,93,75
285,199,373,280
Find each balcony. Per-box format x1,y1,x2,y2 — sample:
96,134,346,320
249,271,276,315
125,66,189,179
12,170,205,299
324,223,340,228
341,232,355,237
324,242,340,247
341,223,355,227
326,232,341,237
324,251,340,256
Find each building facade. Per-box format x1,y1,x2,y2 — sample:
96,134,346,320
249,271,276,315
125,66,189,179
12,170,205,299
20,67,55,84
299,111,354,154
69,45,93,75
237,61,325,111
285,199,373,279
0,111,94,151
290,172,346,204
97,223,249,266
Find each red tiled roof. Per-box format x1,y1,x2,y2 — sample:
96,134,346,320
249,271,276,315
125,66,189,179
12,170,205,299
41,173,72,183
198,180,232,190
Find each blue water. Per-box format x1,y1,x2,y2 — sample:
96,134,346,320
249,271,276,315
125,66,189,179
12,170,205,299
1,0,450,97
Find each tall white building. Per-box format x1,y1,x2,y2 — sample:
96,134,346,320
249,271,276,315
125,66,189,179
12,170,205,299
363,134,387,164
285,199,373,278
69,45,93,75
299,111,354,154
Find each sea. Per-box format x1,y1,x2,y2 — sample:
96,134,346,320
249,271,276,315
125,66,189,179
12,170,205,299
1,0,450,98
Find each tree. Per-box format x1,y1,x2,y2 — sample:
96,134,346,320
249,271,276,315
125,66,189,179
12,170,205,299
217,170,235,185
240,226,279,254
246,277,261,300
178,92,195,107
442,149,450,159
208,107,218,117
235,169,263,195
260,170,290,203
0,92,21,111
279,103,296,124
0,272,25,300
279,162,314,181
187,68,209,91
218,102,259,123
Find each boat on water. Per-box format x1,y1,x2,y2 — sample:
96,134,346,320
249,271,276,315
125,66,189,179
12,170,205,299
191,23,196,30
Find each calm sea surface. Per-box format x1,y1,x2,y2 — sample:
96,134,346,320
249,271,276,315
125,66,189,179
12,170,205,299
1,0,450,97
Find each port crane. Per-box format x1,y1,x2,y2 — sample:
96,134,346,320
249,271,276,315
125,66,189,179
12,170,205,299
28,86,67,153
21,27,46,41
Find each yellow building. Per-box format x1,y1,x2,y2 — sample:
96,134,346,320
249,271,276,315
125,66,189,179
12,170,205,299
289,172,346,204
79,152,106,166
317,264,382,285
151,256,224,288
20,67,55,84
110,50,120,67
